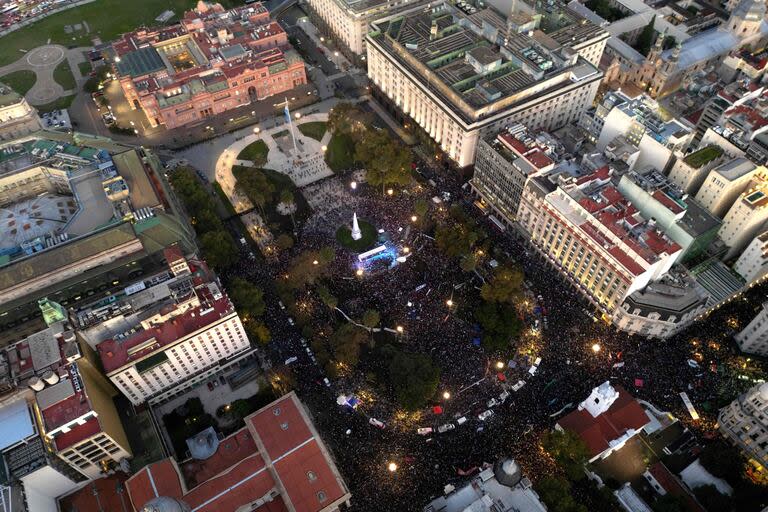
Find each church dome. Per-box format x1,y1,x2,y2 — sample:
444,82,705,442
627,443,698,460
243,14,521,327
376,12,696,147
139,497,191,512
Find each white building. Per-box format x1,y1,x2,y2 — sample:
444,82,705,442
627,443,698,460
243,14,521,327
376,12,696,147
666,146,728,195
303,0,425,59
517,165,682,313
694,158,759,218
735,302,768,357
366,1,607,167
0,84,41,141
733,230,768,284
718,173,768,260
595,96,691,173
718,382,768,471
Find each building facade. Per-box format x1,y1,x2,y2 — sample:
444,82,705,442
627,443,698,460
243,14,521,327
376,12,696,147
666,146,728,196
718,172,768,260
96,270,253,405
517,165,682,312
718,382,768,471
471,124,556,226
113,1,307,129
733,229,768,284
734,302,768,356
366,1,606,167
694,158,759,218
0,85,41,141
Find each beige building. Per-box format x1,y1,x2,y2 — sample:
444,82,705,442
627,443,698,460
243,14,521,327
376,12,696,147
694,158,759,218
718,382,768,471
366,1,606,168
719,173,768,260
733,230,768,284
0,84,41,141
734,302,768,356
666,146,729,195
517,165,682,313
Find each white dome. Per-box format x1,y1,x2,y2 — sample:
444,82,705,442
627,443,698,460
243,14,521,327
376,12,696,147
759,382,768,401
140,497,191,512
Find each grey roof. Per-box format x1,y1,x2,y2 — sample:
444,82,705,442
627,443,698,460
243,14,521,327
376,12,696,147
117,47,166,77
712,157,756,181
733,0,767,21
28,328,60,371
623,281,707,321
219,43,246,60
660,24,768,71
35,379,74,411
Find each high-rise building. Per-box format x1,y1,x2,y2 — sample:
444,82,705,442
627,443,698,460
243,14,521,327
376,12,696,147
719,173,768,260
93,255,253,405
595,95,691,173
695,158,759,218
0,137,195,338
667,145,728,195
718,382,768,471
517,165,682,312
733,229,768,284
366,0,606,167
0,299,132,512
734,302,768,357
124,392,352,512
471,124,558,227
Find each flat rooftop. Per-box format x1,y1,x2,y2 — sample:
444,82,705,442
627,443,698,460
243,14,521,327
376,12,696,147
368,1,602,124
712,157,756,181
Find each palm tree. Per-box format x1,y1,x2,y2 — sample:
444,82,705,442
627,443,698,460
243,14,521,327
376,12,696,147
276,189,297,231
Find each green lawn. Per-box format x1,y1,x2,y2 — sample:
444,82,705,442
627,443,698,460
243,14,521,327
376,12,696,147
35,94,75,113
0,0,198,67
53,60,76,90
237,140,269,166
325,132,355,171
77,60,92,76
336,220,377,252
298,121,327,141
0,70,36,95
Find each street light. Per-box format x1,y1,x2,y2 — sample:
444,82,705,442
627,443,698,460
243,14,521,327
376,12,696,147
387,188,394,196
496,361,504,370
388,462,397,472
411,215,417,222
312,259,319,265
322,145,328,152
356,269,364,276
442,391,451,400
295,112,302,119
403,247,410,253
446,298,453,307
350,181,357,189
396,325,404,333
254,126,261,134
591,343,601,353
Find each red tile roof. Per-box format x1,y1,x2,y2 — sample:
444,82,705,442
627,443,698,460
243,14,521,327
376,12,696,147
59,473,135,512
126,393,349,512
557,385,649,457
648,463,706,512
652,190,685,214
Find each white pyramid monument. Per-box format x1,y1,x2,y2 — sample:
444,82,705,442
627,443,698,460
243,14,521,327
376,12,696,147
351,212,362,240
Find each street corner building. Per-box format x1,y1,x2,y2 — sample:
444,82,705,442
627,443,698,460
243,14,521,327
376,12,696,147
123,391,352,512
111,1,308,129
365,0,608,168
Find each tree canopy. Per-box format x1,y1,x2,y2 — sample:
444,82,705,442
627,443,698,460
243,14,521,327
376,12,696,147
200,231,239,270
227,278,266,319
534,476,588,512
362,309,380,329
475,301,522,352
542,430,591,481
285,248,334,289
355,129,412,194
330,323,368,368
380,345,440,410
481,264,524,304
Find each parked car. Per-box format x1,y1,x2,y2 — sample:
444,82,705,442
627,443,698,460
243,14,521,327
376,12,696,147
369,418,385,429
287,317,295,325
437,423,455,433
487,398,499,408
499,391,510,403
207,382,214,391
278,301,286,310
456,416,468,425
478,410,494,421
284,356,298,365
417,427,433,435
512,380,526,392
323,377,331,387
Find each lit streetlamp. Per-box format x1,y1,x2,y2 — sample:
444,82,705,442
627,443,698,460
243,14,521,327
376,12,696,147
350,181,357,189
356,269,364,277
387,188,394,196
312,260,319,265
591,343,601,353
411,215,418,222
396,325,404,333
388,462,397,472
254,126,260,134
446,298,453,307
495,361,504,370
442,391,451,400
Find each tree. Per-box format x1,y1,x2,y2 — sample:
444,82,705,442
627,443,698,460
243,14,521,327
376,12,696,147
435,221,479,259
200,231,238,269
286,250,332,289
233,167,274,217
634,16,656,56
361,309,380,330
227,278,266,319
276,189,297,231
319,246,335,264
699,442,746,481
317,284,339,310
652,494,686,512
381,345,440,410
247,321,271,345
330,324,368,368
481,264,524,304
692,485,733,512
355,130,412,195
327,102,373,137
475,301,522,352
541,430,591,481
534,477,587,512
275,233,294,250
460,253,478,272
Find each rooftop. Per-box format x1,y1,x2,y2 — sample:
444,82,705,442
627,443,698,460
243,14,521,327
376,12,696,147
97,281,230,374
622,276,709,321
558,383,650,457
682,145,723,169
711,157,757,181
617,98,691,144
0,84,24,109
368,1,603,125
491,124,558,172
126,392,349,512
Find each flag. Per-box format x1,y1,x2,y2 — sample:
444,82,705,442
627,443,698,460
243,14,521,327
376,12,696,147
284,101,291,123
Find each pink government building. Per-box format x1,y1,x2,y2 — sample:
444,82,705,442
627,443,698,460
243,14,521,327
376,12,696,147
112,1,307,129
